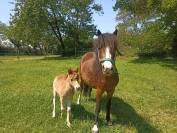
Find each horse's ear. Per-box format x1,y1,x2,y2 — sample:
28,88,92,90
97,30,102,36
113,29,118,35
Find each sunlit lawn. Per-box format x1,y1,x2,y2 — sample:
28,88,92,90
0,55,177,132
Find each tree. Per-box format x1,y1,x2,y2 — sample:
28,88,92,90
7,0,102,55
114,0,177,56
0,21,7,35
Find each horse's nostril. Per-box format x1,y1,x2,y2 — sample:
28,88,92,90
102,65,105,69
77,86,81,90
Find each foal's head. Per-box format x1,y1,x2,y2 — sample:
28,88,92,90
94,29,118,75
68,68,81,91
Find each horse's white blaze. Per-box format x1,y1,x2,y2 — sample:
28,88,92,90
103,47,112,69
105,47,111,58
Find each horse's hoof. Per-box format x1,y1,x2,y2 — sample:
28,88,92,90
107,121,113,126
92,124,99,133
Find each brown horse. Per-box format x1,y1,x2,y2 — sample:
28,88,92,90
79,29,119,132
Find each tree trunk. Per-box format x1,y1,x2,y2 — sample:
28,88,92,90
16,46,20,60
172,35,177,56
56,27,65,55
38,43,43,55
74,45,77,57
47,7,65,55
74,34,79,57
10,39,20,59
48,22,65,55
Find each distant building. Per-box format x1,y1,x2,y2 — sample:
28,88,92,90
0,34,15,48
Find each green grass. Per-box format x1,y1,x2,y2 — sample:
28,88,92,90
0,56,177,133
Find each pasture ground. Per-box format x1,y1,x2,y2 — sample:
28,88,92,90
0,56,177,133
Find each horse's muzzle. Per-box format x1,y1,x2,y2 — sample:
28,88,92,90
102,67,114,75
101,60,113,74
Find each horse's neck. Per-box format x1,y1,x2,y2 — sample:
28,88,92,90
93,55,102,72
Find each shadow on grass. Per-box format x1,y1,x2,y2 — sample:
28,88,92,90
110,97,159,133
41,55,81,61
72,103,106,128
77,96,159,132
129,57,177,71
72,104,95,120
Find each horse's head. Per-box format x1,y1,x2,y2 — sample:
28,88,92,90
68,68,81,91
94,29,118,75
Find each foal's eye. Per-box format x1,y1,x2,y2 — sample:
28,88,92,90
71,77,77,81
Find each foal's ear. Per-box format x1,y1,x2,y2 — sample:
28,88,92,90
68,68,73,75
75,68,78,73
113,29,118,35
97,30,102,36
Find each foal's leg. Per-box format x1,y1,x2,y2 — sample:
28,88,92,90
66,102,71,127
106,90,114,126
60,97,65,118
92,88,103,133
77,79,84,104
52,88,56,117
77,93,81,105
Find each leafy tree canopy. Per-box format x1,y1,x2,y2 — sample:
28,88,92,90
114,0,177,56
7,0,102,54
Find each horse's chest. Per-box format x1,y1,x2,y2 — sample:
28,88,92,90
99,76,119,90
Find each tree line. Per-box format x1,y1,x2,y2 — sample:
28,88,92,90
4,0,102,56
1,0,177,57
114,0,177,56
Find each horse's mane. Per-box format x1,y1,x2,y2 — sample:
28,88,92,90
93,33,118,52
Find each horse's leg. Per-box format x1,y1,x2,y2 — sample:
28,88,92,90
106,90,114,126
88,87,92,99
92,88,103,133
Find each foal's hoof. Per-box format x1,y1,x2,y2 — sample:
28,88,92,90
92,124,99,133
77,101,80,105
52,113,55,118
107,121,113,126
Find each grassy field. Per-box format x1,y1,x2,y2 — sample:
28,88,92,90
0,56,177,133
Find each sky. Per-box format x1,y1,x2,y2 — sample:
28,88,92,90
0,0,14,24
0,0,118,33
93,0,117,33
